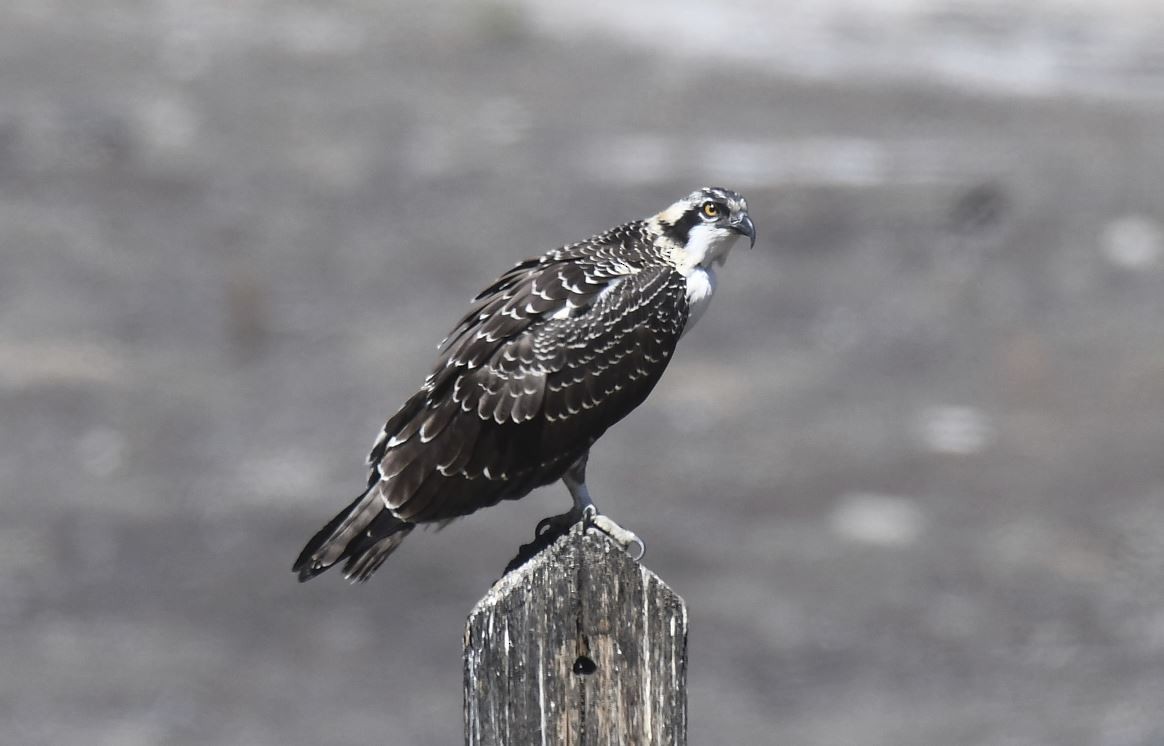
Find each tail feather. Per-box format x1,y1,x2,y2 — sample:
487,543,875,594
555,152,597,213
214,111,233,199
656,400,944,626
341,510,414,581
293,487,414,582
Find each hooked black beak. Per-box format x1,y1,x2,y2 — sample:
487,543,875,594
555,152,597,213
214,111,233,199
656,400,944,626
731,214,756,248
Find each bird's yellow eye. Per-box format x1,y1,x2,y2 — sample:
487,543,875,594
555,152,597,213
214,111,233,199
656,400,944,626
701,201,719,219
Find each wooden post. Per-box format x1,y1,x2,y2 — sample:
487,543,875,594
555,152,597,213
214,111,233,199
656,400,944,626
464,522,688,745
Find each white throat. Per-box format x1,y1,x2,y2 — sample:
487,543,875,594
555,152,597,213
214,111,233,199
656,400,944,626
680,223,740,273
677,225,741,336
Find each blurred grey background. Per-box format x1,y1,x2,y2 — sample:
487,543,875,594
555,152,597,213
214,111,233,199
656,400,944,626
4,1,1164,744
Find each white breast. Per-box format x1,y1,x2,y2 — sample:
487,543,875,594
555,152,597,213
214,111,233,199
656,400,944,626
665,223,741,337
682,267,717,336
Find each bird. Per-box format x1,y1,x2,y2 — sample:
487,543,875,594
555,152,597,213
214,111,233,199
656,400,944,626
294,187,755,582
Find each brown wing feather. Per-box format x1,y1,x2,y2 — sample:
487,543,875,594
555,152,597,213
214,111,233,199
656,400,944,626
369,258,687,524
297,219,700,582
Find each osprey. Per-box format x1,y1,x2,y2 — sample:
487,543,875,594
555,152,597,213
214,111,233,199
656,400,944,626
294,187,755,582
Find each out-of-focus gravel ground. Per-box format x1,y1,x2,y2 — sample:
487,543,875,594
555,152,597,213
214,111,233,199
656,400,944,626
4,1,1164,744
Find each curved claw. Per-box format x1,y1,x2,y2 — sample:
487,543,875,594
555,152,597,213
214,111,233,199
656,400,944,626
582,509,645,561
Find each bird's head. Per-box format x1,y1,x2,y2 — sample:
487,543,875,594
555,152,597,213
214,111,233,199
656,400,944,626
650,187,755,271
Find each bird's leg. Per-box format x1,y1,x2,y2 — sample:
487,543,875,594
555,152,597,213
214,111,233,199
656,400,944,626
529,452,594,539
562,452,645,560
503,453,644,575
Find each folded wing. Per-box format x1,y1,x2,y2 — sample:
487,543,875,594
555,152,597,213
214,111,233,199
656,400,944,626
366,251,690,524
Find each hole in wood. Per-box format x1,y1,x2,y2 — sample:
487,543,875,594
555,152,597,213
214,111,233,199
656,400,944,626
572,655,597,675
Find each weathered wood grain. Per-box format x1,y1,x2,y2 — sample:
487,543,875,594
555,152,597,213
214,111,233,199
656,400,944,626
464,523,688,745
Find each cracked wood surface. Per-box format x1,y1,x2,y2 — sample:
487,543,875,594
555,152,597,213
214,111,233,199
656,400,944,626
465,524,687,745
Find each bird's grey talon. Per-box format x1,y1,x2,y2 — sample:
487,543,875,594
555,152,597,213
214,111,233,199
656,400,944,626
535,507,583,538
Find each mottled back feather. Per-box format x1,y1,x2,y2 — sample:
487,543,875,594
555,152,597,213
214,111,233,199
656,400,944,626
370,221,690,523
